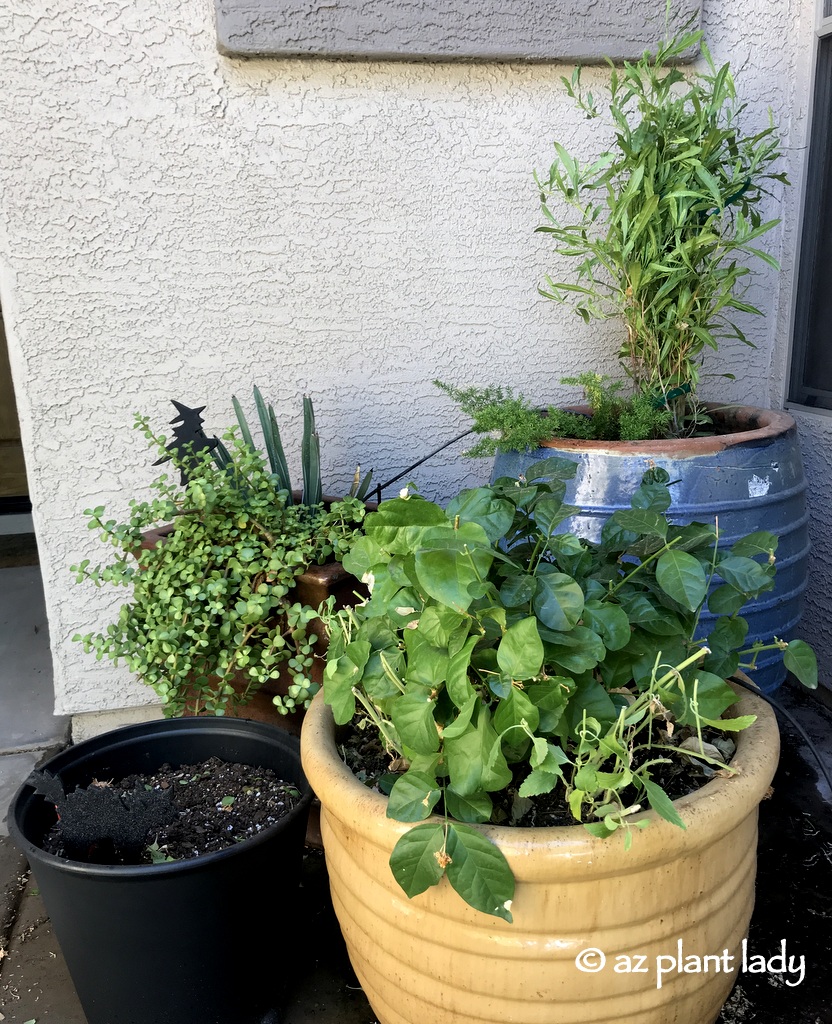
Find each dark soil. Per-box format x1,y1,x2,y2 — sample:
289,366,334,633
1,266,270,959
340,717,735,828
36,756,302,864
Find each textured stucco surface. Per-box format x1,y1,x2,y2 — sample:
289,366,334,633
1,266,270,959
214,0,702,62
0,0,827,723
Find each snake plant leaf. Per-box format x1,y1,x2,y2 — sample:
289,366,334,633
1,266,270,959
231,395,255,451
301,395,322,507
266,404,293,499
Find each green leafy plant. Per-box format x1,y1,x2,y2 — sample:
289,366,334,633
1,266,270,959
534,21,787,436
434,374,671,455
225,387,374,504
322,458,816,921
71,410,368,718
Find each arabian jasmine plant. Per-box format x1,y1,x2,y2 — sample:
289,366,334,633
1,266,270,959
71,404,368,718
322,458,816,921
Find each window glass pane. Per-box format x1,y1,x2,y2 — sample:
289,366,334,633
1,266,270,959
789,35,832,409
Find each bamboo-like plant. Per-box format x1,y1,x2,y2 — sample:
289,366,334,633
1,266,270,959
534,21,788,437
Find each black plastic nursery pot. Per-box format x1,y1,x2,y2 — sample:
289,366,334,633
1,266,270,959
8,716,313,1024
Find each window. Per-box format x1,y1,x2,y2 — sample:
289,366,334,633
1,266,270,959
789,9,832,411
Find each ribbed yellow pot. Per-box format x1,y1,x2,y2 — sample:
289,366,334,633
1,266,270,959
300,686,779,1024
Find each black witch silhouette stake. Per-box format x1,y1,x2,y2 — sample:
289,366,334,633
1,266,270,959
153,401,219,484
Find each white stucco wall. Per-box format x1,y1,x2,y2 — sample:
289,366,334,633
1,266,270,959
0,0,827,727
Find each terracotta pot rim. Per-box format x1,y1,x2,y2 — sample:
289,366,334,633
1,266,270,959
537,403,795,457
300,679,779,877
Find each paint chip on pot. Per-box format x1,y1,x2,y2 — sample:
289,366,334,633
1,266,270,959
748,475,771,498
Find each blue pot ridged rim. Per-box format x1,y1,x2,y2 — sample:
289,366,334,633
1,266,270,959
8,716,313,880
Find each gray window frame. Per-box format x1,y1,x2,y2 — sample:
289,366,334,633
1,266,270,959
788,10,832,413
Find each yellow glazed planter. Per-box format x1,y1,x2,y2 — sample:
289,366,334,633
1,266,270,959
300,686,779,1024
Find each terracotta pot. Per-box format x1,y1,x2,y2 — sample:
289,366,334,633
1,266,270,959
300,684,779,1024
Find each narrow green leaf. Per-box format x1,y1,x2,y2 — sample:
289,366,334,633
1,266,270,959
267,405,293,497
641,777,686,829
301,395,322,506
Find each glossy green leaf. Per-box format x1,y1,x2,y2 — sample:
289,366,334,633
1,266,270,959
611,508,668,538
322,640,371,724
708,584,747,616
367,499,449,554
445,824,515,922
655,550,708,611
582,600,631,650
414,523,493,613
717,555,773,595
442,694,479,740
445,488,515,544
497,617,544,679
444,786,493,823
533,573,585,632
784,639,818,689
389,823,447,897
499,573,537,608
390,691,440,755
525,677,573,732
386,771,441,822
730,531,777,558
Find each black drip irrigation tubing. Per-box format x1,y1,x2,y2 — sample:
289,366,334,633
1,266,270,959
730,674,832,798
370,429,475,503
